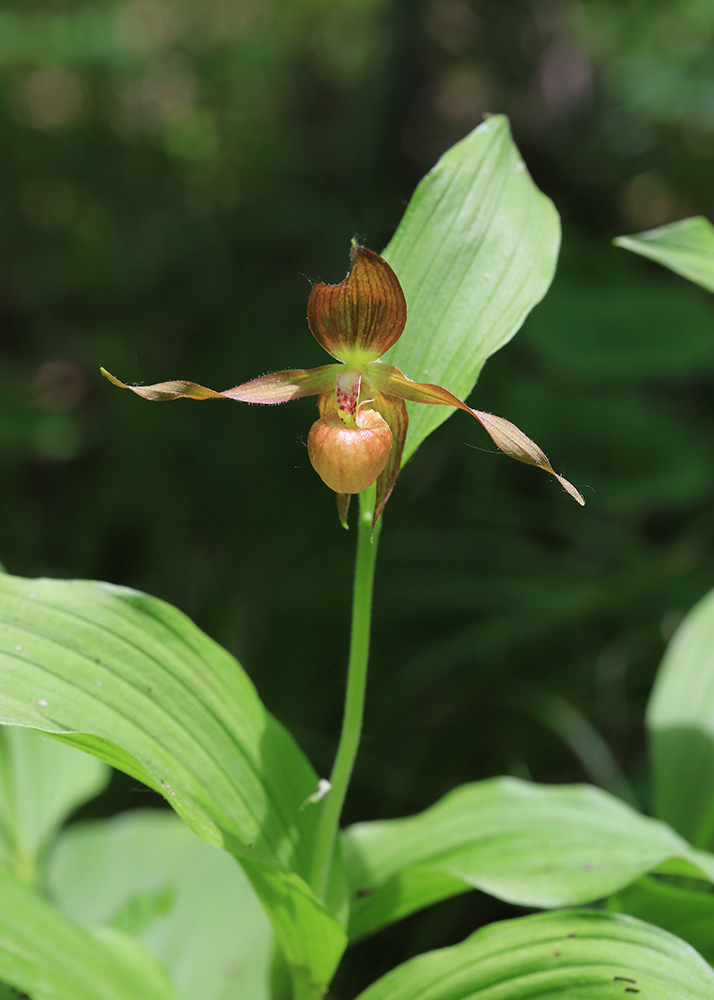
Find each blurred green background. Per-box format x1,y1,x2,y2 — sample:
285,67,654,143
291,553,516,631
2,0,714,988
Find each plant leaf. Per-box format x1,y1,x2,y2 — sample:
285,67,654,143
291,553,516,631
0,864,179,1000
241,861,348,1000
647,584,714,850
614,217,714,293
342,776,714,941
353,910,714,1000
47,809,273,1000
609,876,714,966
0,726,109,882
382,114,561,463
0,574,346,1000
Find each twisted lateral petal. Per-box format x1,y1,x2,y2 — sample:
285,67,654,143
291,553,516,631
307,245,407,363
101,366,336,405
470,410,585,505
371,364,585,505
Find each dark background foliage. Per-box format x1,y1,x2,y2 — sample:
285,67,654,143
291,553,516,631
2,0,714,991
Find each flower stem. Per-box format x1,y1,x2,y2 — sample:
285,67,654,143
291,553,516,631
308,487,381,901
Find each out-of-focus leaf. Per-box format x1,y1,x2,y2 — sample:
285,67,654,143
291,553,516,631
609,876,714,966
614,217,714,293
342,777,714,941
647,584,714,850
0,864,179,1000
354,910,714,1000
509,683,637,805
47,810,273,1000
0,726,109,882
0,574,346,1000
383,115,561,463
523,279,714,382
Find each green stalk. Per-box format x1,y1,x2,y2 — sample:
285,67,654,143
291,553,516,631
308,486,381,901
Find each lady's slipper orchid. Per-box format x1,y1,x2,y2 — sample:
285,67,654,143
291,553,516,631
102,243,583,528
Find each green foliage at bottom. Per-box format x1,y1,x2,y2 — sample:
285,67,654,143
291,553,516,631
355,910,714,1000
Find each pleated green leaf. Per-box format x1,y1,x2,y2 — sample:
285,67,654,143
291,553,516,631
383,114,560,463
0,864,179,1000
354,910,714,1000
0,726,109,882
47,810,273,1000
647,584,714,850
0,574,346,1000
609,876,714,966
342,777,714,941
614,216,714,293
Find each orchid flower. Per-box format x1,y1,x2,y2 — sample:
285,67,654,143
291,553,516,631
102,243,583,528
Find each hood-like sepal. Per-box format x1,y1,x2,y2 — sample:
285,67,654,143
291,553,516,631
307,245,407,363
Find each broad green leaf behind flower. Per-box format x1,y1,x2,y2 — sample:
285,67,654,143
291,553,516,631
382,114,561,464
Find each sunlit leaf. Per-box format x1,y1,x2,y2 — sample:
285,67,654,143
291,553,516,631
0,864,179,1000
0,727,109,882
354,910,714,1000
342,777,714,941
241,861,347,1000
0,574,346,1000
47,810,273,1000
647,584,714,850
383,114,560,463
614,217,714,293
